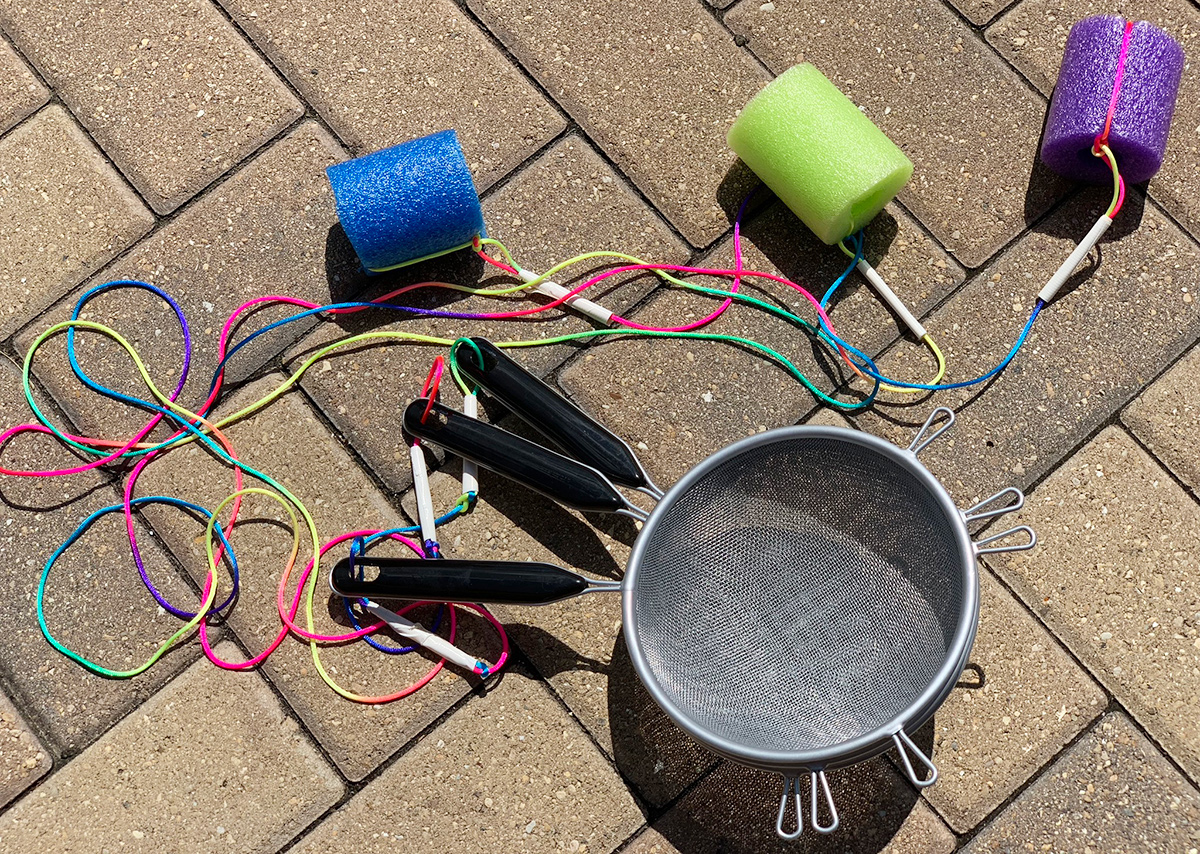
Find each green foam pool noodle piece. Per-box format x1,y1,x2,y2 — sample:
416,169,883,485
728,64,914,245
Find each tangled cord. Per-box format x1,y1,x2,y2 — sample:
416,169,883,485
2,145,1126,701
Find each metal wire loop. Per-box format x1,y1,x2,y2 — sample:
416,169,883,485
810,771,839,834
775,775,804,841
907,406,956,455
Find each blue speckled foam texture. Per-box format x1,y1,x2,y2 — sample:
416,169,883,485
326,129,486,271
1042,16,1184,185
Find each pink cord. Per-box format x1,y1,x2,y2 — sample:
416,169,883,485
1095,19,1135,153
597,263,839,335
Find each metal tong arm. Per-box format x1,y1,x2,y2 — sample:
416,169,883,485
454,338,661,496
330,556,620,605
404,398,646,519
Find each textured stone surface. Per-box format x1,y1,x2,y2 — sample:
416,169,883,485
991,427,1200,783
7,0,1200,845
561,200,962,486
948,0,1021,26
964,714,1200,854
921,570,1106,832
403,469,713,808
855,188,1200,507
0,690,50,809
0,106,153,339
291,667,644,854
1124,343,1200,490
0,642,343,853
220,0,563,188
0,354,204,756
0,0,303,213
625,760,956,854
727,0,1070,267
0,37,47,134
17,123,353,444
989,0,1200,244
291,133,687,493
133,374,500,782
468,0,767,246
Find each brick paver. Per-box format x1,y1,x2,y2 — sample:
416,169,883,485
856,188,1200,505
4,0,1200,849
0,36,46,134
727,0,1070,268
963,713,1200,853
0,0,304,213
989,0,1200,244
220,0,564,189
991,426,1200,783
469,0,768,247
131,373,502,782
624,760,956,853
0,354,205,756
920,570,1106,832
15,122,350,442
561,200,962,486
1123,343,1200,490
0,689,50,809
291,667,644,854
0,106,153,339
0,641,343,853
403,469,715,808
291,133,687,494
947,0,1022,26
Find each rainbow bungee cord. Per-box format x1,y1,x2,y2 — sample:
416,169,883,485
2,151,1126,702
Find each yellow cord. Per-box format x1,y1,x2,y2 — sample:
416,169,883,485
1096,143,1122,218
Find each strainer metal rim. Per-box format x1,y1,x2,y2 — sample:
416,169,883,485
622,424,980,772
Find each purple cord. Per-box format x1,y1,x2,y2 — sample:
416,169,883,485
67,281,233,618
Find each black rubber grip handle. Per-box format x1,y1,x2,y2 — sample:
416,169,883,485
331,557,593,605
403,398,626,514
456,338,648,489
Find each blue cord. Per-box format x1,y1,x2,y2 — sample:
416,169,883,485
822,231,865,308
42,496,239,619
823,301,1045,391
816,230,1043,392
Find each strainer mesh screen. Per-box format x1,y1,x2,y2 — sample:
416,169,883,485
631,436,964,755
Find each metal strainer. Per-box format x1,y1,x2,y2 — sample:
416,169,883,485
332,339,1036,839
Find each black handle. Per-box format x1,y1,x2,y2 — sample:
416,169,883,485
455,338,649,489
403,399,627,514
331,556,593,605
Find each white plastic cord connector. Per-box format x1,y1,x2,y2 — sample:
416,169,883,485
1037,215,1113,304
362,600,490,674
518,268,614,325
461,392,479,498
409,443,437,547
856,260,927,340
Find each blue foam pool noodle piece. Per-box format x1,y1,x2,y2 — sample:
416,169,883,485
326,129,486,272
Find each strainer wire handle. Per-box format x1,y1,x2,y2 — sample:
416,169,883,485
963,487,1025,524
775,775,804,840
810,771,839,834
974,525,1037,555
892,730,938,788
907,406,956,455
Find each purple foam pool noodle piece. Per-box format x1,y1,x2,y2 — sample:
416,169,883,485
1041,16,1184,185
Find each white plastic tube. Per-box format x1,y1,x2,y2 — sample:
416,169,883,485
363,600,489,673
1038,215,1113,304
518,268,614,325
409,443,437,547
856,260,927,340
461,393,479,498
